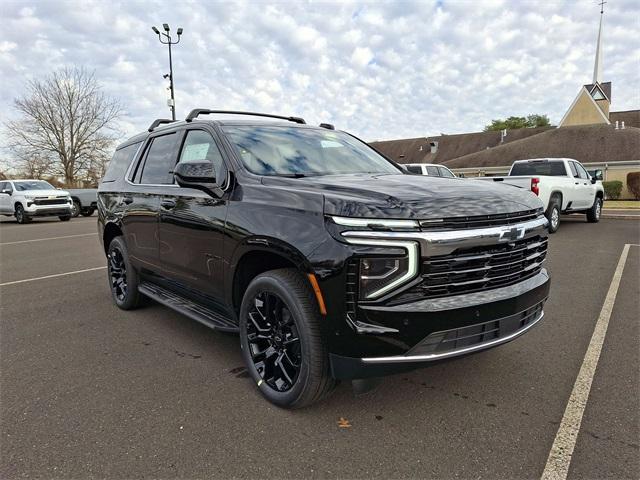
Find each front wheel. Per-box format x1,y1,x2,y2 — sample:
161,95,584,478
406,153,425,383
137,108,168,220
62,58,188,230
80,208,95,217
239,268,336,408
587,197,602,223
15,204,31,224
71,200,81,217
59,215,71,222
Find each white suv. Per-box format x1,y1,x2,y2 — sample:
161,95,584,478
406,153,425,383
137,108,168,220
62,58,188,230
404,163,456,177
0,179,73,224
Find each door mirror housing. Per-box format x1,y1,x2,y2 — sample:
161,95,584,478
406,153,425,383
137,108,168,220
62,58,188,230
0,189,11,196
591,176,597,184
173,161,223,197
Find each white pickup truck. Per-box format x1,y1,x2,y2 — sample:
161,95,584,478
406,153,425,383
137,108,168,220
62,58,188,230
475,158,604,233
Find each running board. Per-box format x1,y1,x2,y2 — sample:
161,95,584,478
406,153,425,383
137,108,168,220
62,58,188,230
138,282,238,332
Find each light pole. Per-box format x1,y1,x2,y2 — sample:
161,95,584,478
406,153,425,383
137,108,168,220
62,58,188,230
152,24,183,121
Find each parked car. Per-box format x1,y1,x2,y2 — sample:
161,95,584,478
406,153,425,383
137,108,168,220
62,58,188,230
67,188,98,217
474,158,604,233
404,163,456,177
0,179,72,223
98,110,550,408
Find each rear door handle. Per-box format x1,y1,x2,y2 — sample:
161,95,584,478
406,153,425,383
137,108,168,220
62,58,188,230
161,199,176,210
122,195,133,205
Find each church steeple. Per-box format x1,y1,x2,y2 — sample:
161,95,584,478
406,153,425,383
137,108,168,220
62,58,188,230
593,1,606,84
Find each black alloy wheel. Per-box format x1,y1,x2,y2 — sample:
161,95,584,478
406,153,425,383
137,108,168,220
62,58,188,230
246,291,302,392
109,246,128,303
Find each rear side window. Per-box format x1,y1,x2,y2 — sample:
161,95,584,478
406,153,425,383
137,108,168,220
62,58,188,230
405,165,422,174
103,142,141,183
568,162,579,178
139,134,179,184
426,166,439,176
510,161,567,176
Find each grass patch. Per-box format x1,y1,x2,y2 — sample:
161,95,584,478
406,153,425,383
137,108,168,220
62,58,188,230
604,200,640,209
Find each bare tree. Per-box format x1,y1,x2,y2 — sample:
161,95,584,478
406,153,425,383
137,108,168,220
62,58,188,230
11,149,52,179
5,67,121,185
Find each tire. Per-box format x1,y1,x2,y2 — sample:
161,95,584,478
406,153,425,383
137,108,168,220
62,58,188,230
71,200,81,217
587,197,602,223
107,236,143,310
15,204,31,224
546,198,561,234
59,215,71,221
80,208,95,217
239,268,336,408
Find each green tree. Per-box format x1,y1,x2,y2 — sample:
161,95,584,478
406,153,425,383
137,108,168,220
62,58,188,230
484,114,551,131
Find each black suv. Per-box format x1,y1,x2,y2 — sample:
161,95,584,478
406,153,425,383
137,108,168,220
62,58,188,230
98,109,550,408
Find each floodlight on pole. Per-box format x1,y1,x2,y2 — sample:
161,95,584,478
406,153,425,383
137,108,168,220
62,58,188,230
151,24,183,121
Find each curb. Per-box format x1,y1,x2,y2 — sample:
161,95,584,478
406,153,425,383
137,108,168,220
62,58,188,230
601,213,640,220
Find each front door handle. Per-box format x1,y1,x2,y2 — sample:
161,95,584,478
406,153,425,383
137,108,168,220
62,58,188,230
161,199,176,210
122,195,133,205
575,182,579,185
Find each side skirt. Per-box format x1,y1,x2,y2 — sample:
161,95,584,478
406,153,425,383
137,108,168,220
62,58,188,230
139,281,239,333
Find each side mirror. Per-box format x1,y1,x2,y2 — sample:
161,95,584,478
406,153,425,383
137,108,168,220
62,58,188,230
173,161,223,197
591,176,597,184
1,189,11,195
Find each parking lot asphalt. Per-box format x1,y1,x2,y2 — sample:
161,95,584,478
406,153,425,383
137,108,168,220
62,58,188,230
1,214,638,479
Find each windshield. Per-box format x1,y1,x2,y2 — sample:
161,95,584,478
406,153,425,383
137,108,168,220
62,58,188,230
223,126,401,176
510,162,567,176
13,181,56,191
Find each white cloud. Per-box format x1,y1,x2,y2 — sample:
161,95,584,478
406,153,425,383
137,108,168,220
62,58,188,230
0,0,638,149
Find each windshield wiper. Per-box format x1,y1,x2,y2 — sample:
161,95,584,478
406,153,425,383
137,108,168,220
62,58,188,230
271,173,309,178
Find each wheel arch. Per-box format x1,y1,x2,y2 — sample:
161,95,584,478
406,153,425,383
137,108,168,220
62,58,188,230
102,221,123,256
229,238,313,316
548,190,563,210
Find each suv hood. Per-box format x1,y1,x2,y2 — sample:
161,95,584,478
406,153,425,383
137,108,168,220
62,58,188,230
263,174,542,219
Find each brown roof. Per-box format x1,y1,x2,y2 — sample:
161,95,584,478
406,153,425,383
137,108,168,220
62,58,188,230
442,124,640,168
370,127,552,164
610,110,640,129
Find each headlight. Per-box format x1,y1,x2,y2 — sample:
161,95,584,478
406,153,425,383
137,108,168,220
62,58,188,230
345,239,419,299
360,256,411,299
24,195,35,200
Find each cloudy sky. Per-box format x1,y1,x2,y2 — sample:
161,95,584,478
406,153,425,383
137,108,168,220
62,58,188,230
1,0,639,144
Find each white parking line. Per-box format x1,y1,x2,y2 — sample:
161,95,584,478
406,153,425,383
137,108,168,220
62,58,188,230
541,243,634,480
0,233,97,245
0,266,107,287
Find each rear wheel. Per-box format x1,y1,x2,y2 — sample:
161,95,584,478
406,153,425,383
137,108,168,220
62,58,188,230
546,198,561,234
107,236,143,310
239,268,335,408
587,197,602,223
15,204,31,224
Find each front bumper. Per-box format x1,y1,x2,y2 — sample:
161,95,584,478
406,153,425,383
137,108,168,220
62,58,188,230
329,269,550,379
24,203,72,217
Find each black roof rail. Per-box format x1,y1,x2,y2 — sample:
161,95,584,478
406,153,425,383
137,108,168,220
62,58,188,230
185,109,306,124
319,123,335,130
148,119,175,132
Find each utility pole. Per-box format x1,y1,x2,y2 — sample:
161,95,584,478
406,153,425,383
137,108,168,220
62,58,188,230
151,24,183,121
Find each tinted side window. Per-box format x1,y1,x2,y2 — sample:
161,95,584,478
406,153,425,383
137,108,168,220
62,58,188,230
568,162,579,178
426,166,439,176
438,166,455,177
179,130,227,183
103,142,142,183
406,165,422,174
139,134,178,184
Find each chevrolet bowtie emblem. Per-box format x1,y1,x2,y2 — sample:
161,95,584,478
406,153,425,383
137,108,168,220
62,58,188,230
499,226,526,242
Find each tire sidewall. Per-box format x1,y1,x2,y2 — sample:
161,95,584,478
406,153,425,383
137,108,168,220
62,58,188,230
71,201,81,217
547,202,560,233
239,274,314,408
107,236,140,310
15,204,29,224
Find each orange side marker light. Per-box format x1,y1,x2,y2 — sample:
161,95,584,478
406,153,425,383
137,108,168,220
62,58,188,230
307,273,327,316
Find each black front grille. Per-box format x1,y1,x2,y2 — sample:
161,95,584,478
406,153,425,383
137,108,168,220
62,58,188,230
34,198,68,205
407,301,544,356
419,209,541,230
398,235,547,301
